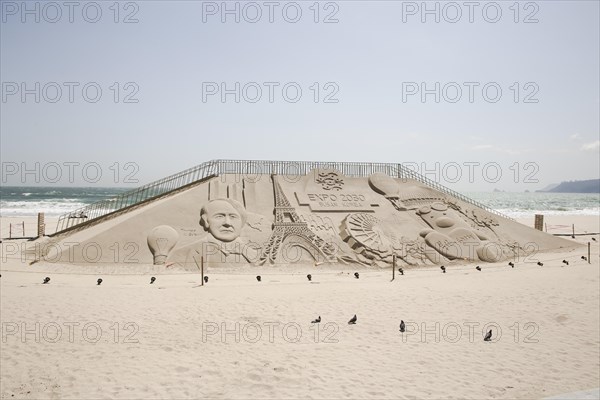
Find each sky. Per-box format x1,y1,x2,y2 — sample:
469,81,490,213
1,0,599,192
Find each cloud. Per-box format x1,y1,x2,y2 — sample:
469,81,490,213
581,140,600,151
569,133,581,141
471,144,493,150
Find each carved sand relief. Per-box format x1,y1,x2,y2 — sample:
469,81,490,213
114,168,553,269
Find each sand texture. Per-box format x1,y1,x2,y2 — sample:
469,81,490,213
1,214,599,399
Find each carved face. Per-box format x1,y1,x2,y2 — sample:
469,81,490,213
202,200,243,242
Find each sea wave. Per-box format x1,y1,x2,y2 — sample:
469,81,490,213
497,207,600,219
0,200,89,216
465,192,600,218
1,187,598,218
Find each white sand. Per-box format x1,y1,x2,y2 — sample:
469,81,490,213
1,215,599,399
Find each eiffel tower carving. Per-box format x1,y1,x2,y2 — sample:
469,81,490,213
259,175,336,265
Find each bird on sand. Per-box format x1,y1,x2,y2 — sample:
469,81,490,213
484,329,492,342
311,316,321,324
399,320,406,332
440,266,446,273
348,315,357,325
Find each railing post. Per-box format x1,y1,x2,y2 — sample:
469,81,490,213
37,213,45,238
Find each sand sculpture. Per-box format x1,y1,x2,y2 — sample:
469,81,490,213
39,166,575,269
168,198,260,269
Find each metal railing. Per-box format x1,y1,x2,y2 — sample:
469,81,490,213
390,164,512,220
211,160,512,219
55,159,512,234
211,159,402,177
55,160,219,233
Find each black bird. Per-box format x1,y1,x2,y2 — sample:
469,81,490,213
592,237,597,241
97,278,102,285
150,276,156,284
581,256,588,261
256,275,262,282
399,320,406,332
398,268,404,275
354,272,359,279
42,277,50,284
311,316,321,324
508,262,514,268
307,274,312,282
537,262,544,266
348,314,357,325
203,276,209,283
476,266,481,271
484,329,492,342
440,266,446,273
562,260,569,266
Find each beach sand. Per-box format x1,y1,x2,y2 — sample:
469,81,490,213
1,215,599,399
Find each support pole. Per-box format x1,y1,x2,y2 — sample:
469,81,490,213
201,256,204,286
534,214,544,231
37,213,45,238
572,224,575,239
392,255,396,281
588,242,591,264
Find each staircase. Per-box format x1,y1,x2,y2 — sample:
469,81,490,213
54,160,219,234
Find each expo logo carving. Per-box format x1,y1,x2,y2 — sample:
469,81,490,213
307,193,366,203
316,172,344,191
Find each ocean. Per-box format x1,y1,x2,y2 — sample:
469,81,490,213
0,187,130,217
0,186,598,218
465,192,599,218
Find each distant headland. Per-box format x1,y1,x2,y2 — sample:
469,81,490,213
537,179,600,193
